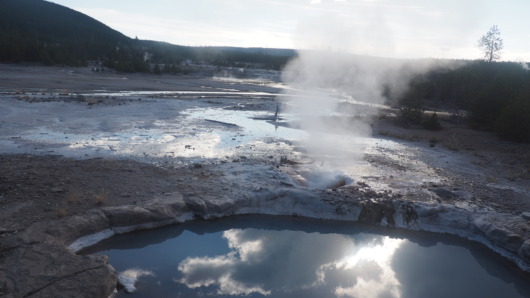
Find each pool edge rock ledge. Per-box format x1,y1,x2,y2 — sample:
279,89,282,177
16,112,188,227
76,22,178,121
1,187,530,297
0,208,117,298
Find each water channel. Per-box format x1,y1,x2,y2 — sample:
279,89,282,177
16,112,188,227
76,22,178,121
81,215,530,297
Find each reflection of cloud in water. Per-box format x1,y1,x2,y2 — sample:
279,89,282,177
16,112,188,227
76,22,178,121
177,229,404,297
330,237,403,297
118,268,155,293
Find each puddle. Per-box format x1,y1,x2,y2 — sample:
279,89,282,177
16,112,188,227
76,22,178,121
0,94,469,192
184,107,304,148
82,216,530,297
0,99,302,163
77,90,279,98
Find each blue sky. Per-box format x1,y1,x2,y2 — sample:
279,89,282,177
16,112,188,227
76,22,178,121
50,0,529,61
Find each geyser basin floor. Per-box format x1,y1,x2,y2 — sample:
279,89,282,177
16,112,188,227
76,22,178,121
82,216,530,298
0,96,300,164
0,67,529,297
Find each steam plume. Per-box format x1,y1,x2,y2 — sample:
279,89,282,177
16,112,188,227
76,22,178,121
280,17,460,187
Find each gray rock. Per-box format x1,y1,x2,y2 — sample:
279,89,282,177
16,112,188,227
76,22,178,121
3,177,530,298
474,217,525,254
335,205,348,216
50,210,111,244
358,200,396,226
103,203,184,228
183,197,208,217
429,187,455,199
453,190,473,200
519,239,530,263
50,187,65,193
1,242,116,297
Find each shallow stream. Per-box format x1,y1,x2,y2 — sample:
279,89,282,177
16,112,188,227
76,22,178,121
82,216,530,298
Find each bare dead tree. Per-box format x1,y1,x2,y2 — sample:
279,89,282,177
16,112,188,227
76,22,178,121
478,25,503,62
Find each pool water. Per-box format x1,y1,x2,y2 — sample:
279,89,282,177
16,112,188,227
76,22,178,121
81,216,530,298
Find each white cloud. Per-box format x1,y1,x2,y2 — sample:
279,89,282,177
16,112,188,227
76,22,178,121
65,1,530,61
330,237,403,297
118,268,155,293
74,7,294,48
176,228,404,296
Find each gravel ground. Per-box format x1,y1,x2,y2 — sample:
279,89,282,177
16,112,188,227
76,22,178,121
0,63,529,245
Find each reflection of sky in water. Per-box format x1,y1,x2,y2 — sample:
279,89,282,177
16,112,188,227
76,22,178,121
83,216,530,298
177,229,401,297
4,106,302,162
183,108,303,147
1,97,445,191
77,90,277,97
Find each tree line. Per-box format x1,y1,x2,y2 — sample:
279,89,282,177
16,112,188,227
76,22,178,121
398,60,530,143
0,0,293,72
0,32,293,72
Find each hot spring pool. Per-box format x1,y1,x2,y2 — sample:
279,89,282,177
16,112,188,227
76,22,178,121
81,216,530,297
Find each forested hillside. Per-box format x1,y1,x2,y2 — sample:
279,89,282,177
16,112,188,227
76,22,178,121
1,1,528,142
0,0,293,70
399,61,530,143
0,0,130,66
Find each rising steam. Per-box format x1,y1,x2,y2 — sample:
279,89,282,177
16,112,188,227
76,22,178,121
280,17,460,188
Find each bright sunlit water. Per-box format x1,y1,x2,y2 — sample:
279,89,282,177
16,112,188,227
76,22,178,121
82,216,530,298
184,107,304,147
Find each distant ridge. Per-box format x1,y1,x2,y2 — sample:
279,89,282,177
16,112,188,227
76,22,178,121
0,0,294,70
0,0,129,43
0,0,132,65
